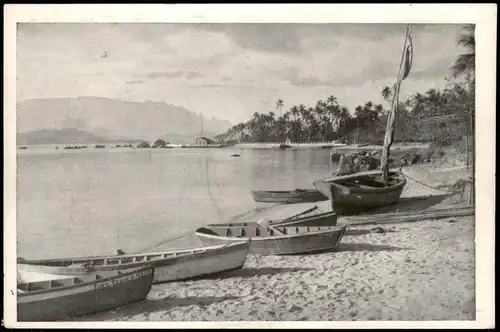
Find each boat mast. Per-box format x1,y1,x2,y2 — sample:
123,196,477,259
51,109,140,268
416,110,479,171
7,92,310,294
200,113,204,136
380,25,413,182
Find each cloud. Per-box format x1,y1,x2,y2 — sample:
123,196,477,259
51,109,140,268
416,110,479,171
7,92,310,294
185,71,204,79
193,24,304,53
290,76,332,87
142,70,204,80
16,23,466,124
410,57,457,80
192,23,465,54
125,80,146,85
145,71,184,79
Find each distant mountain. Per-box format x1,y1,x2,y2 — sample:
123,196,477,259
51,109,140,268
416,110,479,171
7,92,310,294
16,128,137,145
17,97,233,142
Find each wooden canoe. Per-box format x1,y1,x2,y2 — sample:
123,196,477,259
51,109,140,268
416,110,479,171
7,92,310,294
313,170,406,213
17,241,251,284
251,188,328,204
195,225,347,255
17,266,153,322
207,210,338,228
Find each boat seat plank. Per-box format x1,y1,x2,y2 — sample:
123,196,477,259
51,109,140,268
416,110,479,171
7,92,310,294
29,280,52,291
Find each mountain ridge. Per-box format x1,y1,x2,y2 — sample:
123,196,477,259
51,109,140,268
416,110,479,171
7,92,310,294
17,128,222,146
17,97,232,141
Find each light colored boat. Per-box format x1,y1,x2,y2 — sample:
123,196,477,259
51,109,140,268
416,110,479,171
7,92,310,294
17,241,251,284
195,225,347,255
207,210,338,228
17,266,153,322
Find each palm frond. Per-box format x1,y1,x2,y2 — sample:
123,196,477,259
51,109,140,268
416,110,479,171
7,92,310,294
457,34,475,50
456,24,475,52
451,53,475,78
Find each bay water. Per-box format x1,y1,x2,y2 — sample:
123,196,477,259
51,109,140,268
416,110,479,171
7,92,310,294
16,147,336,259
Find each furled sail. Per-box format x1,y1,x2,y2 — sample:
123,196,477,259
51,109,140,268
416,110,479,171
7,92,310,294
380,26,414,182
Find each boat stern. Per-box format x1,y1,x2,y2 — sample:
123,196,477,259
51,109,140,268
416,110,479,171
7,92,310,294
312,180,333,201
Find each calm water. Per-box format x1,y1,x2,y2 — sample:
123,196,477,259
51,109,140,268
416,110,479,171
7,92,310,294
17,147,336,259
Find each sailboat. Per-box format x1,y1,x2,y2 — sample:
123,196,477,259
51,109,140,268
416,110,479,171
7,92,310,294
313,25,413,213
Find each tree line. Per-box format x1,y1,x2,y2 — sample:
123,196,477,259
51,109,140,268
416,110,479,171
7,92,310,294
217,25,475,146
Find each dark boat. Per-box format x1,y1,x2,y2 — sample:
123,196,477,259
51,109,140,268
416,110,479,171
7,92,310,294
251,189,328,204
278,143,291,149
195,224,347,255
207,210,337,228
312,25,414,214
17,266,153,322
313,170,407,214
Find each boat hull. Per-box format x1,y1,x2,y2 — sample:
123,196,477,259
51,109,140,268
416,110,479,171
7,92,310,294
195,225,347,256
18,241,251,284
313,170,406,213
208,211,337,229
17,267,153,322
251,189,328,204
150,241,250,283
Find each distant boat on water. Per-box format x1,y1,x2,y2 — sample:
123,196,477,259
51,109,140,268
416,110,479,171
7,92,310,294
251,188,328,204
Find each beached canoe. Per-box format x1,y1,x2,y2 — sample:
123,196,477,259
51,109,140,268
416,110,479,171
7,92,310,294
251,189,328,204
17,241,250,284
207,210,337,228
195,224,347,255
313,170,406,214
17,266,153,322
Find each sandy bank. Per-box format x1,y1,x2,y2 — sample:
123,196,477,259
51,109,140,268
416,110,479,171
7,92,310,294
68,165,475,322
75,216,474,322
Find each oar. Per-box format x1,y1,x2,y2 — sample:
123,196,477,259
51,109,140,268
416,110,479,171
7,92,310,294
282,205,319,221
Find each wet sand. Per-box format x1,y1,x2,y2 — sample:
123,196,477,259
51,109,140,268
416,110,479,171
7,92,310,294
73,165,475,322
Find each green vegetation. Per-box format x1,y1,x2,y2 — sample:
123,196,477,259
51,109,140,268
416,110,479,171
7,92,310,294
218,25,475,147
152,139,168,148
137,141,151,148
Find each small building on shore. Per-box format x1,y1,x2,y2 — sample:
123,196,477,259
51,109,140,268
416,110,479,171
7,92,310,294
194,137,215,145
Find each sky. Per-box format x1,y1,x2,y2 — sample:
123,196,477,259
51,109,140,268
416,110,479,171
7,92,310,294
16,23,469,125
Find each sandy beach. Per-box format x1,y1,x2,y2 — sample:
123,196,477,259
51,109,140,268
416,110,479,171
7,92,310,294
69,164,475,322
74,217,474,321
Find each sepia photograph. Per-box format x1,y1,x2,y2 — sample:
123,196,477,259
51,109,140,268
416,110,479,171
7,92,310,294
3,4,496,329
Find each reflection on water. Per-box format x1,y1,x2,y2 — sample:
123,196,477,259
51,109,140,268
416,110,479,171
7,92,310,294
16,147,336,259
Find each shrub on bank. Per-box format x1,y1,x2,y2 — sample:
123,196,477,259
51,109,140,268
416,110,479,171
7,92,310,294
137,141,151,148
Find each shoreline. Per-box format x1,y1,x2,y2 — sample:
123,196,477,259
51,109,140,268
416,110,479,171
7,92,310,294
17,142,431,151
76,216,475,322
72,164,474,322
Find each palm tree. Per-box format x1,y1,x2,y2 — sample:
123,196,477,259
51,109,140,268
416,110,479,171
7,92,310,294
451,24,475,79
381,86,393,102
289,106,300,122
374,104,385,116
276,99,284,116
336,106,351,139
424,88,441,101
327,95,337,106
